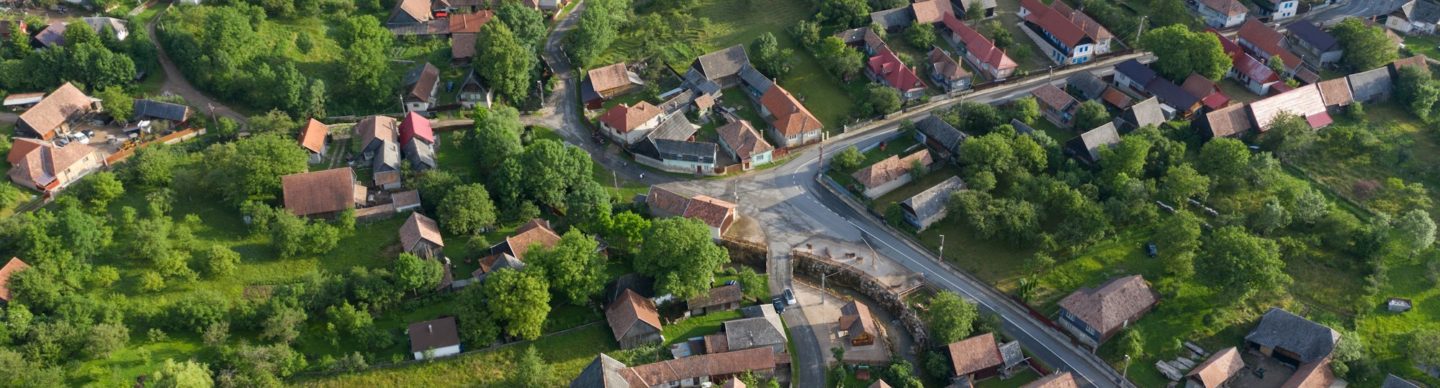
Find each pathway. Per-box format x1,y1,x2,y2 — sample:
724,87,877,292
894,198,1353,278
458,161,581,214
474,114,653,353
144,4,248,124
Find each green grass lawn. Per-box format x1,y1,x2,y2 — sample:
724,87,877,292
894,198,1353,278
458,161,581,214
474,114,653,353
661,310,743,347
824,130,924,194
1404,35,1440,61
994,0,1054,72
975,369,1040,388
294,324,617,387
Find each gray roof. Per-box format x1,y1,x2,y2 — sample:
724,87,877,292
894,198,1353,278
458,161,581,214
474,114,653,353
1067,72,1108,100
871,6,914,30
916,115,966,152
1073,123,1121,162
1244,308,1340,364
647,112,698,141
998,341,1024,369
900,176,966,221
403,138,437,170
1403,0,1440,24
739,65,774,95
132,99,189,121
724,316,788,351
570,353,631,388
1115,59,1158,86
648,139,717,164
81,17,127,40
1121,97,1166,129
691,45,751,81
1286,21,1338,52
374,140,402,172
1382,374,1424,388
1010,118,1037,135
1348,67,1394,102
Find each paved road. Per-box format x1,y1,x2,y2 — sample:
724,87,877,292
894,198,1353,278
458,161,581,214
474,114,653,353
1298,0,1406,25
145,5,248,124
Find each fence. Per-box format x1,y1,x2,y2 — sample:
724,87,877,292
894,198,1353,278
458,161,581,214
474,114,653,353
790,249,931,351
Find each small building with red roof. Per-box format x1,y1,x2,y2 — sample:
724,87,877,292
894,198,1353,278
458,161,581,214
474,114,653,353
0,257,30,305
941,13,1017,80
1017,0,1113,64
865,48,928,101
759,85,823,148
299,119,329,164
598,102,665,145
1181,74,1232,110
1213,30,1281,96
399,112,435,146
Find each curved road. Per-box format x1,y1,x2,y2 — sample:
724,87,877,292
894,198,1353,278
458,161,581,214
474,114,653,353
145,4,248,123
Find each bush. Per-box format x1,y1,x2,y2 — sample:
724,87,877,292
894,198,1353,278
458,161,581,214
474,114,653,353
832,146,865,172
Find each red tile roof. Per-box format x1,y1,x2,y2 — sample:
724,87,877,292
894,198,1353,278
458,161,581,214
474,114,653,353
646,186,692,218
281,168,360,216
1031,83,1077,111
299,119,327,154
588,62,640,94
1101,87,1133,109
1203,103,1255,138
1181,74,1230,110
682,195,736,232
1186,347,1245,388
1238,19,1302,71
928,48,970,80
400,111,434,145
19,82,94,139
1023,372,1080,388
451,32,476,60
0,257,29,302
943,13,1016,72
400,212,444,251
716,120,774,159
760,85,823,137
606,289,662,341
506,219,562,260
911,0,952,24
1250,84,1327,130
1216,31,1281,85
867,48,925,93
853,150,933,189
1021,0,1111,48
947,333,1003,376
620,348,775,386
1057,275,1158,337
599,102,663,133
447,10,493,34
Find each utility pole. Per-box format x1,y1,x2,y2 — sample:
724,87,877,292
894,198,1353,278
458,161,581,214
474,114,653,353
1120,354,1132,384
612,170,618,189
1136,16,1148,44
938,234,946,260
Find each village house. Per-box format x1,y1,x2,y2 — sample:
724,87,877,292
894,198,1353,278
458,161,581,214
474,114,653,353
1249,83,1331,130
1316,77,1353,110
456,70,493,109
1254,0,1299,21
759,85,823,148
281,168,365,218
941,13,1018,80
1391,54,1430,75
1348,66,1394,103
689,45,751,88
0,20,27,41
1112,59,1156,97
451,32,476,64
1101,86,1134,109
914,115,965,160
473,219,560,280
1387,0,1440,35
928,48,973,92
399,212,445,260
298,119,328,164
400,112,438,171
446,11,491,64
947,333,1004,383
955,0,996,19
688,284,743,316
866,47,928,101
387,0,435,27
599,102,665,145
1286,21,1342,67
1237,20,1305,78
1197,103,1256,139
836,27,887,55
2,93,44,110
355,116,403,188
715,120,775,170
607,289,664,349
632,113,718,174
1245,307,1339,368
1147,76,1203,118
1065,123,1121,165
722,314,788,354
407,316,460,360
1030,83,1078,128
401,63,441,112
1184,347,1245,388
1023,372,1080,388
1196,0,1248,29
1056,275,1159,348
17,83,100,141
0,257,30,306
852,149,934,199
582,62,645,109
1214,31,1282,95
573,348,777,387
647,186,738,239
1018,0,1113,64
1181,74,1232,111
838,300,878,347
900,176,966,231
1066,72,1108,101
132,99,191,127
8,137,106,194
1117,97,1167,132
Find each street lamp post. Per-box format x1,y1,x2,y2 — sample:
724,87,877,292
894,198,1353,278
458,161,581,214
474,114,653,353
938,234,946,260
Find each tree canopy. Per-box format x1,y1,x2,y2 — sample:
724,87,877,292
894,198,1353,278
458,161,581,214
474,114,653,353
925,291,978,344
1140,24,1231,81
1197,226,1291,303
527,230,607,305
1330,17,1399,71
477,21,537,103
636,218,730,299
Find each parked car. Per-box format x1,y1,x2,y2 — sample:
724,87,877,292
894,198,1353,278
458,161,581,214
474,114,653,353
772,298,786,313
1144,242,1158,258
783,288,796,305
724,280,738,287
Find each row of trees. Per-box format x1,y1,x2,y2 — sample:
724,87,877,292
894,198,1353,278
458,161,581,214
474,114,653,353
0,14,151,93
568,0,633,68
475,2,547,104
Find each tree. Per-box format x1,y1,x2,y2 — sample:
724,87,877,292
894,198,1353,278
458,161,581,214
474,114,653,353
126,145,182,189
201,133,308,206
1073,100,1111,130
393,253,444,293
482,268,551,340
150,359,213,388
301,79,327,119
326,301,374,337
907,23,936,49
1395,66,1440,122
1156,212,1202,278
528,230,606,305
1330,17,1398,71
566,0,628,67
815,36,863,79
1410,330,1440,368
1008,96,1040,125
604,211,650,255
1140,24,1231,81
140,271,167,291
1199,138,1251,186
862,84,902,117
86,322,130,359
470,104,525,173
261,304,307,343
439,184,498,235
1198,226,1291,303
517,140,591,209
79,171,125,209
832,145,865,171
97,87,133,124
1393,209,1437,255
336,15,395,108
819,0,871,28
948,102,1002,134
636,218,730,299
477,21,537,103
510,346,556,387
751,32,793,78
411,170,461,213
197,244,241,277
497,0,547,49
925,291,978,344
1159,165,1210,206
1120,329,1145,359
565,179,612,232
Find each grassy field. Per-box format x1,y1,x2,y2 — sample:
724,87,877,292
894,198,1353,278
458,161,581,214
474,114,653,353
994,0,1055,72
294,324,617,387
1404,35,1440,61
824,130,923,193
661,309,743,347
